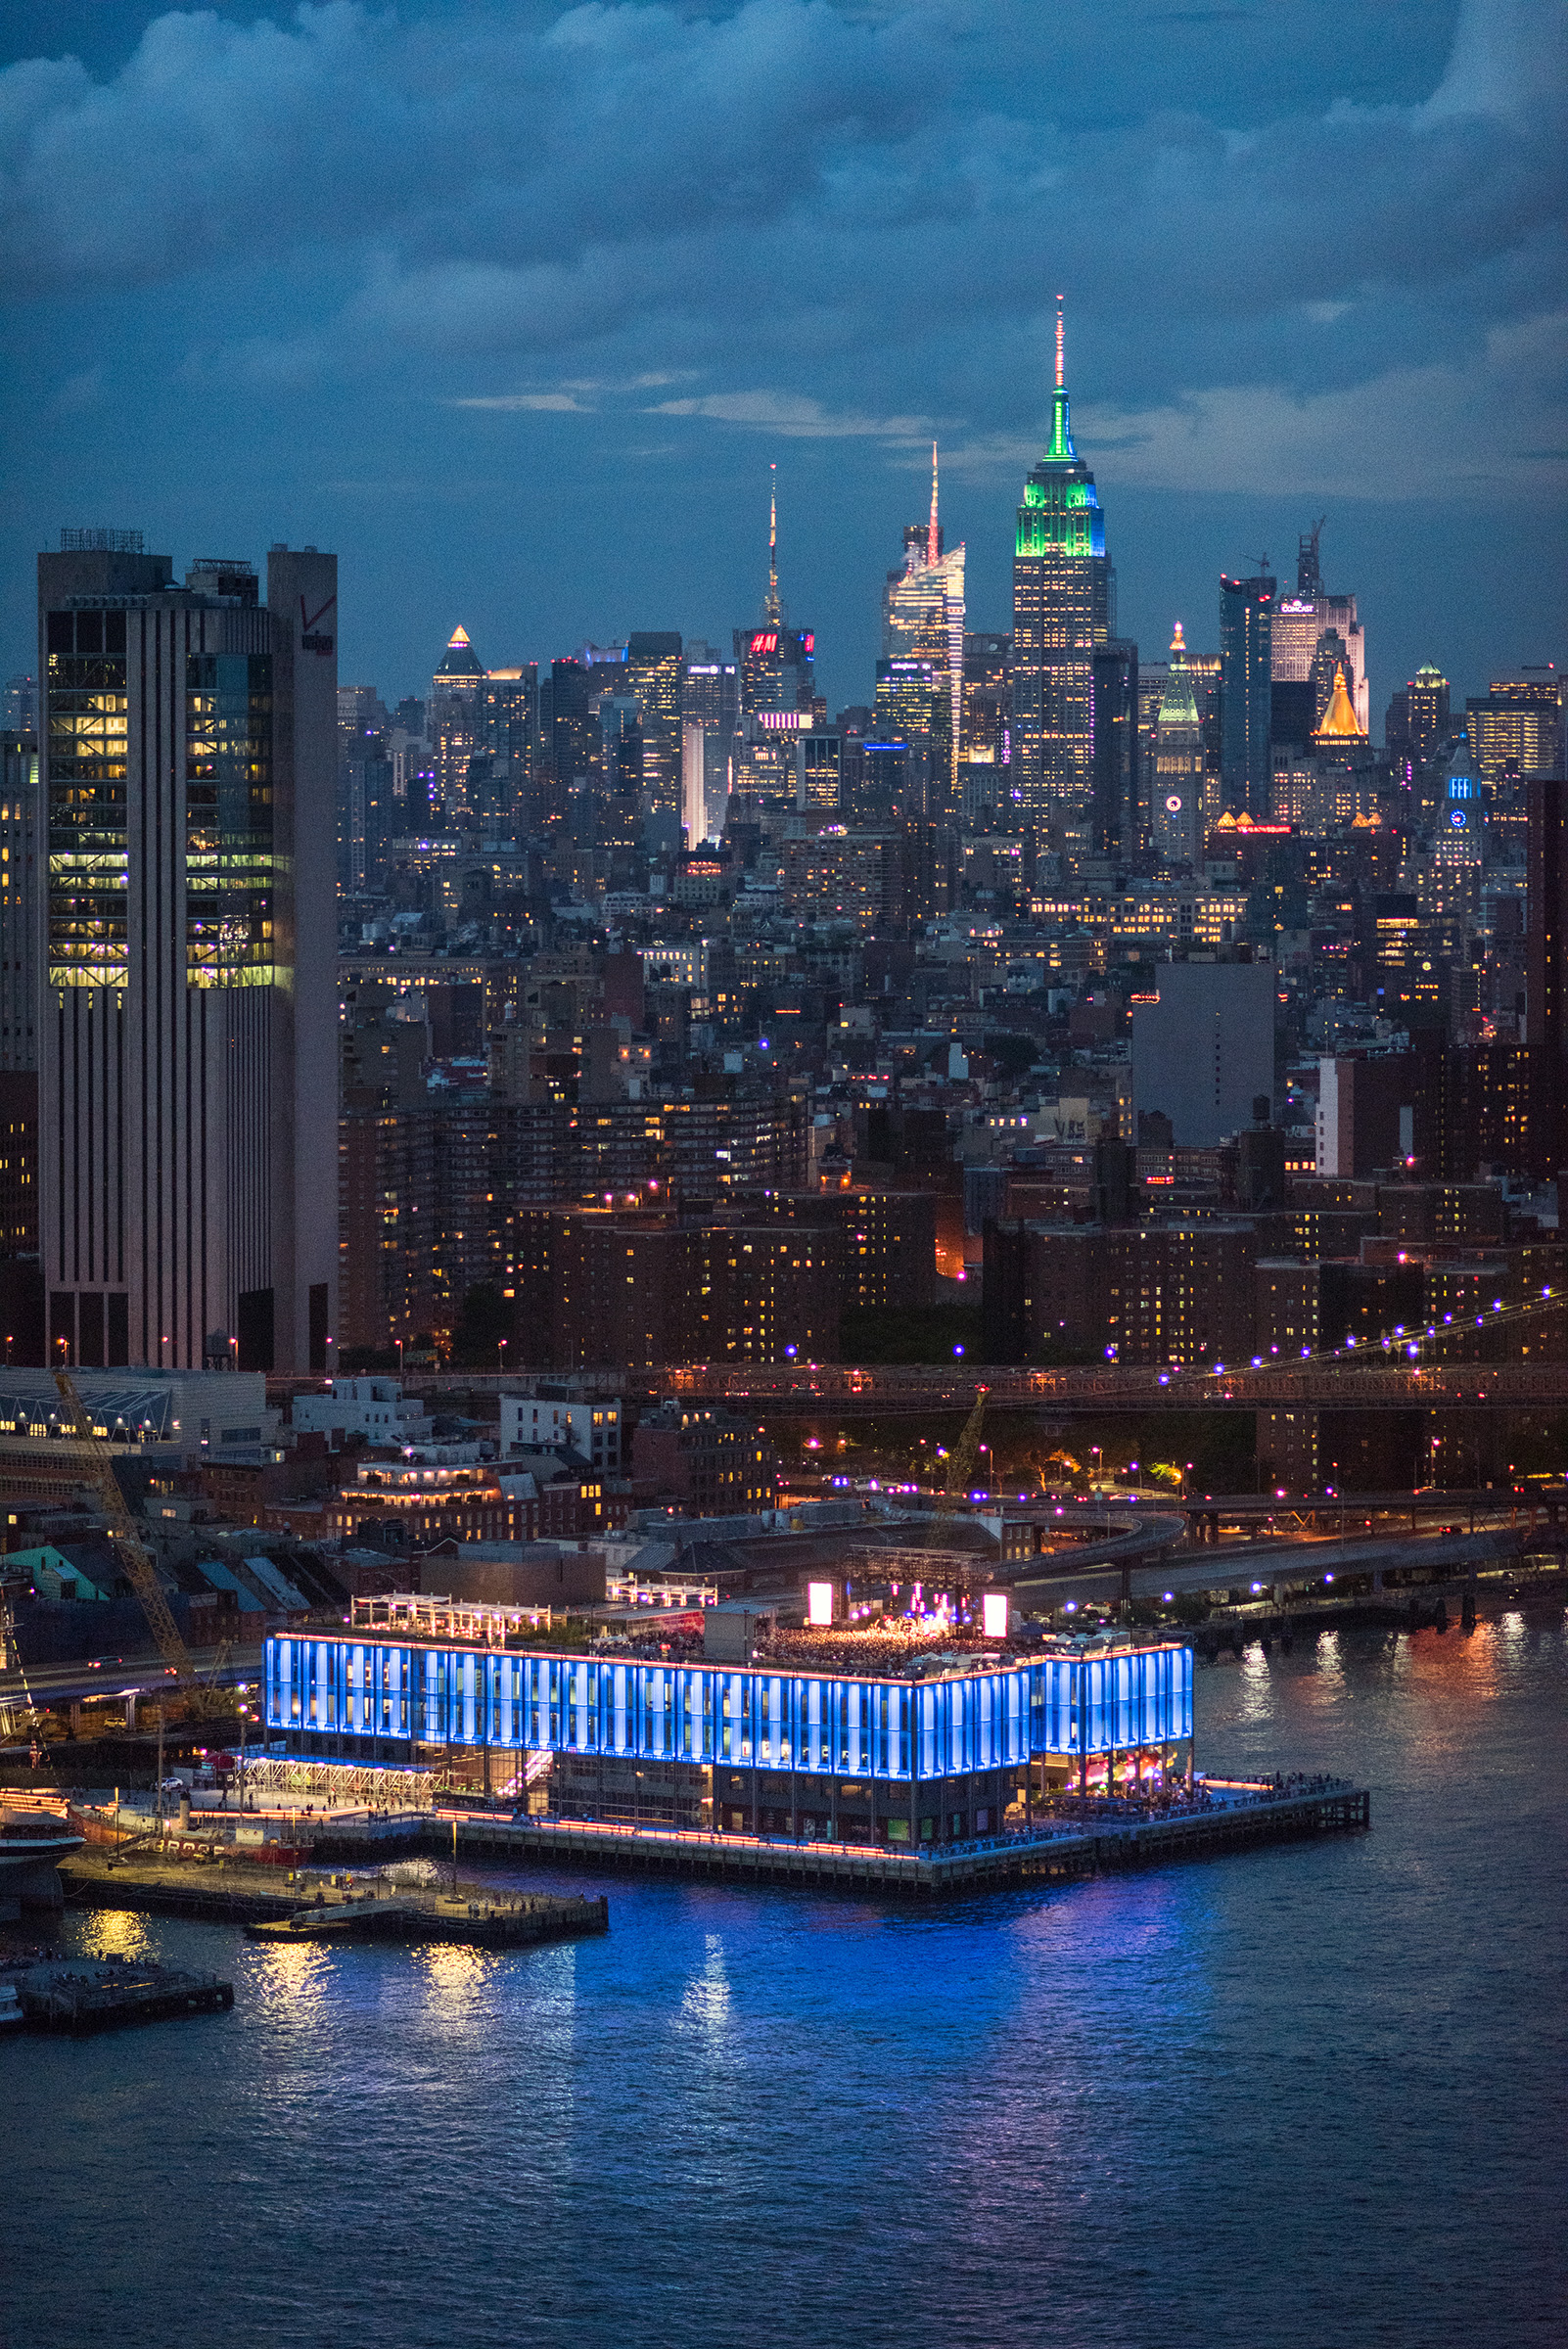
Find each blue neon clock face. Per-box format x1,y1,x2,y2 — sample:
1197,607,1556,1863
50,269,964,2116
1449,808,1466,828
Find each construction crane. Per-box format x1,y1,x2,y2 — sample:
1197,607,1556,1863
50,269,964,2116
932,1386,988,1529
52,1370,233,1718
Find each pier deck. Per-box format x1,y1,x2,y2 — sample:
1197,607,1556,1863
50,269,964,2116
60,1849,607,1948
4,1954,233,2034
453,1779,1370,1894
245,1890,607,1949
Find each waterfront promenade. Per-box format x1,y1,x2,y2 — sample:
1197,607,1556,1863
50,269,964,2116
450,1774,1370,1894
59,1773,1369,1899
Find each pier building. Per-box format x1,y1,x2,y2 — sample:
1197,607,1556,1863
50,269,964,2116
261,1610,1193,1843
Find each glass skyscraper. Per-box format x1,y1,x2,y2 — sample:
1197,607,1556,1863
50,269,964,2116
1220,570,1274,819
880,455,965,820
1010,307,1110,838
623,632,683,818
733,479,814,800
429,624,485,821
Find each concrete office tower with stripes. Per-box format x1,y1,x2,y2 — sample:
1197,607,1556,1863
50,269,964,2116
37,535,337,1373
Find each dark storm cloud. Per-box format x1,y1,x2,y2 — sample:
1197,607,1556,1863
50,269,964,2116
0,1,938,292
0,0,1562,705
0,7,1560,314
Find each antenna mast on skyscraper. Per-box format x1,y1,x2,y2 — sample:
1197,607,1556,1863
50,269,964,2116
927,441,941,568
765,463,781,623
1055,295,1065,390
1298,516,1325,597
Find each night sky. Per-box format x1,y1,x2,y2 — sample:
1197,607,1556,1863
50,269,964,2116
2,0,1563,718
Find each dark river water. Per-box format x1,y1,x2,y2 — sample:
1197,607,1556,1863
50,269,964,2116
6,1601,1566,2349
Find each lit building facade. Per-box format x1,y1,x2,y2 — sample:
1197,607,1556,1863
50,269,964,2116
681,646,740,841
37,534,337,1372
1407,665,1451,772
733,474,814,798
1220,571,1273,818
796,734,843,811
881,452,965,817
1090,639,1139,856
1465,673,1563,787
961,631,1011,768
1526,775,1568,1180
624,632,683,817
262,1625,1195,1827
1010,307,1110,836
1152,624,1203,864
0,731,39,1072
1271,528,1368,736
429,625,485,819
1435,745,1484,877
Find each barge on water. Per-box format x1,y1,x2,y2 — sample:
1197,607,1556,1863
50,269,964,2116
2,1955,233,2035
62,1851,607,1950
245,1889,607,1950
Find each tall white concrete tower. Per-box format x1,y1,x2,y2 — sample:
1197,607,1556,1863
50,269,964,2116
36,531,338,1371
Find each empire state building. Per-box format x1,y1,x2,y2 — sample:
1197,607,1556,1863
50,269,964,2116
1011,302,1111,835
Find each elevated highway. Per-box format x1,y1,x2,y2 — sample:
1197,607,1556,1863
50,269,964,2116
1008,1521,1547,1611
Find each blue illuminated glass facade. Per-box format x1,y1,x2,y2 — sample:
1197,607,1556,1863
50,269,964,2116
262,1637,1192,1778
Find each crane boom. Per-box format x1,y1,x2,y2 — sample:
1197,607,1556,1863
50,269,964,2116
933,1387,988,1523
52,1370,197,1681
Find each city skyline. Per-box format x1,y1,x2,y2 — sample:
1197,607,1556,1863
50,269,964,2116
1,13,1563,2349
1,0,1563,714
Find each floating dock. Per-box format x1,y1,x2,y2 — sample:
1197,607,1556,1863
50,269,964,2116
4,1955,233,2034
245,1889,607,1950
61,1849,607,1950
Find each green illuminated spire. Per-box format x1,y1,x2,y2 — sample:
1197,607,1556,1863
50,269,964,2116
1045,293,1076,459
1015,300,1103,557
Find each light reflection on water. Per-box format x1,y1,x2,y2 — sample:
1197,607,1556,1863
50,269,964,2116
74,1908,155,1963
8,1599,1564,2349
676,1929,732,2045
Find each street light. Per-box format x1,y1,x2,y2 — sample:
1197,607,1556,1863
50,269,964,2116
497,1337,509,1378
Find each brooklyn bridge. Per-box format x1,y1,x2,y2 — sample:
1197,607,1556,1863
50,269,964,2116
401,1290,1565,1415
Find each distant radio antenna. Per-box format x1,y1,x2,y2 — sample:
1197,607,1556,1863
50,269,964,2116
1298,516,1325,597
765,463,780,624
